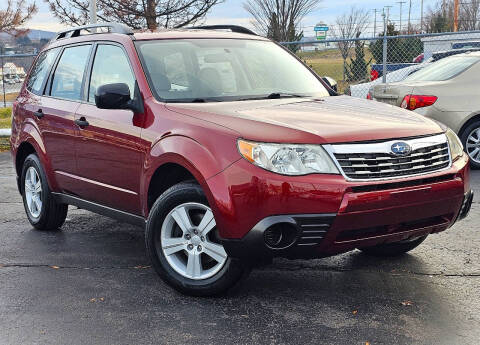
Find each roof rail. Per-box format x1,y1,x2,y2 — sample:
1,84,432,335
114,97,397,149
53,23,134,41
189,25,257,36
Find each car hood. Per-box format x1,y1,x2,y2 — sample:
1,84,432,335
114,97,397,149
166,95,443,144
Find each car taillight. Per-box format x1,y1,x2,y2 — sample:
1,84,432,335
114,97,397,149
366,92,373,100
400,95,437,110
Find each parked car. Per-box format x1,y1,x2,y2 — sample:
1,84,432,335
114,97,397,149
348,64,424,99
11,23,472,296
349,48,480,99
370,52,480,168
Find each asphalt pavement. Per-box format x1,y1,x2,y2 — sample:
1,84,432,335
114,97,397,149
0,152,479,345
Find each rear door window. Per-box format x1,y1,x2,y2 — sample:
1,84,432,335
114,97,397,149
50,45,92,101
26,47,60,95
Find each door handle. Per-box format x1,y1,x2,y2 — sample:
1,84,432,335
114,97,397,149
34,109,43,119
75,117,89,128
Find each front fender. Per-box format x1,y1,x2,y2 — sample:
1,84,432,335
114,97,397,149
140,134,240,218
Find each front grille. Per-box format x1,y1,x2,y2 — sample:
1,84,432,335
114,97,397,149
293,215,335,246
329,134,451,180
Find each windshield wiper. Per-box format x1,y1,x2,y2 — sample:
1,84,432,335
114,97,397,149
266,92,306,99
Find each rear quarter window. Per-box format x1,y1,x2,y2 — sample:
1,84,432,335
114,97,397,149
26,47,60,95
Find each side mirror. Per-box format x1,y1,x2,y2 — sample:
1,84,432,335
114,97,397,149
95,83,140,112
321,76,338,93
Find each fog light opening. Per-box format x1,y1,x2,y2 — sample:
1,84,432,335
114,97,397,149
264,223,298,249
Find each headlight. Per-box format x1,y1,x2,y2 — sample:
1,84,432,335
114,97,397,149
237,139,340,175
445,128,463,161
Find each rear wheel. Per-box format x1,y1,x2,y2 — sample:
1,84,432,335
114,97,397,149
359,235,428,257
145,182,249,296
21,154,68,231
461,121,480,169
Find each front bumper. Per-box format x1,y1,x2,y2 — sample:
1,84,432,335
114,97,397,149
206,154,470,261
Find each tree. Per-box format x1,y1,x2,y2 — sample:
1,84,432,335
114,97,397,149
424,0,480,32
460,0,480,30
45,0,223,30
369,23,423,64
0,0,38,36
346,32,371,82
243,0,319,44
331,6,370,81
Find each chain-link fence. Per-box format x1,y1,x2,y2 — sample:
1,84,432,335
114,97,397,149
1,53,36,108
3,31,480,108
282,30,480,99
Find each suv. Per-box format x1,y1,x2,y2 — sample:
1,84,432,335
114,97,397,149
10,23,473,296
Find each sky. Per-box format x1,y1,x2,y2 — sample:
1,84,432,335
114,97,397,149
26,0,440,37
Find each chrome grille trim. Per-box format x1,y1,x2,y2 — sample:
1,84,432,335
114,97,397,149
324,134,452,181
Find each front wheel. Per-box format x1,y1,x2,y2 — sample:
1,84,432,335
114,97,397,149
359,235,428,257
145,182,249,296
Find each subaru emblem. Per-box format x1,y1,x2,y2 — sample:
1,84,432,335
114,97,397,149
391,142,411,156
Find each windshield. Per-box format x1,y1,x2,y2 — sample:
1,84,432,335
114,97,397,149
405,55,480,82
135,39,329,102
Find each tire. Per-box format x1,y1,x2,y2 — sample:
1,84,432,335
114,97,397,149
145,182,249,296
21,153,68,231
359,235,428,257
460,121,480,169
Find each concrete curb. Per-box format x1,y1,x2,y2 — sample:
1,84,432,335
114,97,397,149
0,129,11,137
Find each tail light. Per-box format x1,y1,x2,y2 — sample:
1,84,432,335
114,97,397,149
400,95,437,110
366,92,373,100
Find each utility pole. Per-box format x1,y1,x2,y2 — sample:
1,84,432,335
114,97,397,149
382,6,392,83
407,0,412,34
89,0,97,24
420,0,424,33
373,9,379,37
396,1,406,33
453,0,459,32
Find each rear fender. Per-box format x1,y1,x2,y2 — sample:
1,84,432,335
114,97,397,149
15,121,59,191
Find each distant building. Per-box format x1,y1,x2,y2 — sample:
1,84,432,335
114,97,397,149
1,63,26,78
421,32,480,59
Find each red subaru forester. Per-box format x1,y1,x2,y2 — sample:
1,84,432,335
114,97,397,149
10,23,472,295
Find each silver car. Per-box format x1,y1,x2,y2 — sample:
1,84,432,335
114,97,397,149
370,52,480,167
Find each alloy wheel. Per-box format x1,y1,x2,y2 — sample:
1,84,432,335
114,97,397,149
24,166,43,219
159,202,227,280
466,127,480,164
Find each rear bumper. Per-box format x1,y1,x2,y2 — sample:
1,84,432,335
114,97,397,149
208,153,471,261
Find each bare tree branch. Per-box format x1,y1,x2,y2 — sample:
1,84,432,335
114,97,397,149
332,6,370,61
243,0,320,41
0,0,38,36
44,0,223,30
331,6,369,81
